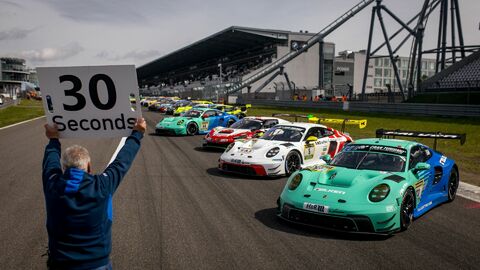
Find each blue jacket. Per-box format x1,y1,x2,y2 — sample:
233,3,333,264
42,131,143,270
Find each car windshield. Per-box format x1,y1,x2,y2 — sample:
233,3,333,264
330,151,406,172
183,110,202,118
230,119,263,130
260,125,304,142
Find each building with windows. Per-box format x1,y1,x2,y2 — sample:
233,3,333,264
0,57,29,96
372,56,436,93
333,50,436,97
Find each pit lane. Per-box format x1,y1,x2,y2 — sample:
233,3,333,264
0,109,478,269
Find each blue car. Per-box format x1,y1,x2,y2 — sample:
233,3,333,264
155,108,239,136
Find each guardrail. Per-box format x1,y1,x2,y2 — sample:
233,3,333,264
243,99,480,117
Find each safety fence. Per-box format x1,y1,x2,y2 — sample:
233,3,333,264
243,99,480,117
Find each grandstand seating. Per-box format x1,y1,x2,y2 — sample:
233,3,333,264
422,50,480,92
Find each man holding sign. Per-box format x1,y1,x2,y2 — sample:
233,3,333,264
38,65,145,269
43,119,145,269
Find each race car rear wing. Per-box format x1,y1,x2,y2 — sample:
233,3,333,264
312,118,367,132
272,113,309,122
376,129,466,150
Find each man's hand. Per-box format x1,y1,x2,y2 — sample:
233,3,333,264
45,123,59,139
133,118,146,134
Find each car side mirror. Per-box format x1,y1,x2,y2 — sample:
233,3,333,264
306,136,318,142
413,162,430,172
321,154,331,163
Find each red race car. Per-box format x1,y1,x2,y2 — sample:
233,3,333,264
202,116,290,149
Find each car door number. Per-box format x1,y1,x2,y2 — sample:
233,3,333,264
304,144,315,160
201,121,209,130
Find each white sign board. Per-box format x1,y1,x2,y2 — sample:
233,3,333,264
37,65,141,138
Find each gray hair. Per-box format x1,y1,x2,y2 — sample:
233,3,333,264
62,145,91,171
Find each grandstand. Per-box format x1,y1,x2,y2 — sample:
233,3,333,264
411,49,480,104
422,49,480,92
137,26,335,100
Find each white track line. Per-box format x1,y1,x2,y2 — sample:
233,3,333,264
107,137,127,166
0,116,45,130
458,182,480,203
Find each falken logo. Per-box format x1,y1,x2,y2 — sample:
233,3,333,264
314,187,346,195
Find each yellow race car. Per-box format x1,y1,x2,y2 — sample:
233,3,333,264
212,104,250,119
173,100,213,116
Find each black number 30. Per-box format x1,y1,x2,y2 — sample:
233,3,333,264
60,74,117,111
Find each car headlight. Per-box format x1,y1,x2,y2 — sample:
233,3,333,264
225,143,235,152
288,173,303,190
266,147,280,158
177,120,185,125
369,184,390,202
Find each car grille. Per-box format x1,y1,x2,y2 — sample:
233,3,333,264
281,204,374,233
155,129,176,135
203,142,228,148
221,163,256,175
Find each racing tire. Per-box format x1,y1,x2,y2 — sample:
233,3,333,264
400,188,415,231
186,122,198,136
285,151,301,176
447,168,459,202
227,119,236,127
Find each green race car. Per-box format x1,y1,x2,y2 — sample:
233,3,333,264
277,131,465,235
155,108,239,136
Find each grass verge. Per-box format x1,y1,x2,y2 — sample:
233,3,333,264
249,105,480,186
0,99,44,128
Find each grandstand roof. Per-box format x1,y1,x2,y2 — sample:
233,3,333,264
137,26,308,83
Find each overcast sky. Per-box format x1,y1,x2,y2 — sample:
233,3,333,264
1,0,479,68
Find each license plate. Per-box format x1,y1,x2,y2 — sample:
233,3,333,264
231,159,242,164
303,202,329,214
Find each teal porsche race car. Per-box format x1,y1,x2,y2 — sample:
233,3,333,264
155,108,239,135
277,130,466,234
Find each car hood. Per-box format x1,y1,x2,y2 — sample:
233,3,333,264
157,116,195,127
290,166,407,204
235,138,289,151
301,165,406,188
212,127,251,137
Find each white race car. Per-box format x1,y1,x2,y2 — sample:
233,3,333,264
218,122,353,177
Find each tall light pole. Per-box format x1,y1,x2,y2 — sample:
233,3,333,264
218,63,222,103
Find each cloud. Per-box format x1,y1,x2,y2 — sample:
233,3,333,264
45,0,147,24
0,0,23,8
96,49,160,61
19,42,84,63
0,28,34,41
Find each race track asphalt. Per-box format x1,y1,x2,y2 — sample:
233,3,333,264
0,109,479,270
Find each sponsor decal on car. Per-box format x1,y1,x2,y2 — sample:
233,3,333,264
313,187,346,195
305,164,335,172
440,155,447,165
417,201,432,211
343,144,407,156
303,202,330,214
